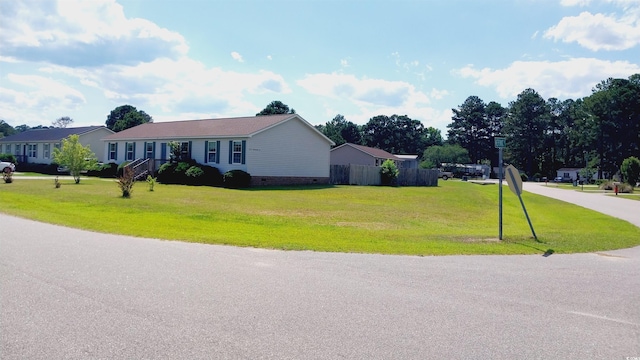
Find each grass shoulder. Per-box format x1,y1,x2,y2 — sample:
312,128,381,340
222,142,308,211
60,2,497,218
1,178,639,256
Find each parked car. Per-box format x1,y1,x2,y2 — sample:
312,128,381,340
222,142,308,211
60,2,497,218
438,170,453,180
554,176,572,183
1,160,16,173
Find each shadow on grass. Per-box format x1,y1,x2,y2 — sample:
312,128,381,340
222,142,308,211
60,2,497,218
510,239,555,257
241,184,338,191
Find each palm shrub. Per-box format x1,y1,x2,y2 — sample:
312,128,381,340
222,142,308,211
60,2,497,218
380,159,399,186
117,166,135,198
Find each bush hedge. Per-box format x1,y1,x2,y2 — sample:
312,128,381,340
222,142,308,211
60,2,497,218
0,153,17,163
223,169,251,188
157,160,223,186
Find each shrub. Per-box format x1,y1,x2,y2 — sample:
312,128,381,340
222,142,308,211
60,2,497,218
224,169,251,188
117,161,130,177
146,175,157,191
87,163,118,178
599,181,633,193
0,153,17,163
380,159,399,186
621,156,640,187
158,162,178,184
520,173,529,182
201,165,223,186
15,163,58,175
185,166,204,184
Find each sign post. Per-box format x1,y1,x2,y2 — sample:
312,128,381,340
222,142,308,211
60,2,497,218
504,164,538,240
495,137,505,240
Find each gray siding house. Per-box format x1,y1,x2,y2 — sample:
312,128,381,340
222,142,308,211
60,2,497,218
330,143,403,167
101,114,335,186
0,126,114,164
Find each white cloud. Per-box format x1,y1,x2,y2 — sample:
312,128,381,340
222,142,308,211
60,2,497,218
0,0,188,66
545,11,640,51
340,59,349,68
40,58,292,118
0,74,86,125
560,0,591,6
455,58,640,99
231,52,244,63
297,72,449,130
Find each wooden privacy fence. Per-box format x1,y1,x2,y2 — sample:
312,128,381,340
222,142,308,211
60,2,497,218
330,165,438,186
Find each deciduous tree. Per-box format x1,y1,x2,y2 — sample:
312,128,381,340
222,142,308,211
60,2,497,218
106,105,152,132
52,116,74,128
52,135,98,184
256,101,295,115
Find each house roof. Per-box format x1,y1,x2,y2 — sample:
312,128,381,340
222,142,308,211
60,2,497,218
102,114,333,143
0,126,109,142
332,143,401,160
557,168,584,172
394,154,418,160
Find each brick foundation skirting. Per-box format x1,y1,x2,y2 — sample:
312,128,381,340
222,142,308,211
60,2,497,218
251,176,330,187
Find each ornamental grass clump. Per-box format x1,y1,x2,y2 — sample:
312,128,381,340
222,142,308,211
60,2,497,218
117,167,135,198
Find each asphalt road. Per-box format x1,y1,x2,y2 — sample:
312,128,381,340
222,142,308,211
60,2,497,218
1,187,639,359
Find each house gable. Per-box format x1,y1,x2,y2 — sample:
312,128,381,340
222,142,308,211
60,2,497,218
330,143,401,166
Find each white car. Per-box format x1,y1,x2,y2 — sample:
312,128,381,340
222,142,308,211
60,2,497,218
1,160,15,173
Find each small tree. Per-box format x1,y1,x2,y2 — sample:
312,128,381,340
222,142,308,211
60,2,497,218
52,134,98,184
621,156,640,187
380,159,399,186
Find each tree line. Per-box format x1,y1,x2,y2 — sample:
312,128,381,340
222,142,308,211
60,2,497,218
314,74,640,179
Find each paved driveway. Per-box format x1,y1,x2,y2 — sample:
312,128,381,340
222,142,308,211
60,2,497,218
1,210,639,359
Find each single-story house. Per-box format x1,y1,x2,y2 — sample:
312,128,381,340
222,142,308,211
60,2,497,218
0,126,114,164
394,154,419,169
101,114,335,186
556,167,600,181
330,143,403,167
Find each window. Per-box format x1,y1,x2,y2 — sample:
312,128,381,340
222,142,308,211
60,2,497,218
232,141,242,164
14,144,20,156
109,143,117,160
43,144,50,159
180,142,190,159
126,142,134,161
207,141,218,163
4,144,9,153
145,142,154,159
27,144,37,158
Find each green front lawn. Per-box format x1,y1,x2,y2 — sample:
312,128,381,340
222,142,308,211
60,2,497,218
1,178,639,255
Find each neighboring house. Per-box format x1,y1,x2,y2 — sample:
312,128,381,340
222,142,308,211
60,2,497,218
330,143,403,167
394,154,419,169
556,167,600,181
0,126,114,164
101,114,335,186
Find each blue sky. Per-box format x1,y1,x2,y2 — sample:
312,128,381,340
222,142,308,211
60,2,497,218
1,0,639,135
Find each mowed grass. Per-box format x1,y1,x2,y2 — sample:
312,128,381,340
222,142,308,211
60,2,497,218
1,178,639,255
